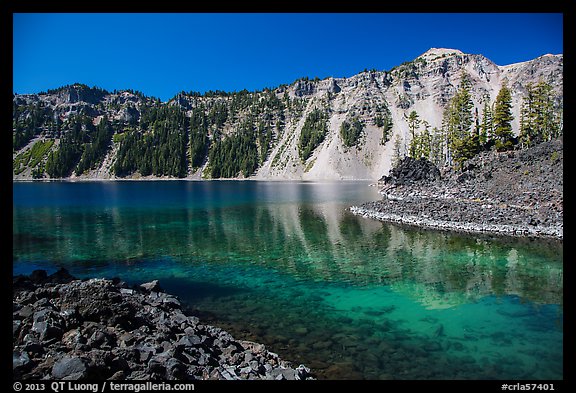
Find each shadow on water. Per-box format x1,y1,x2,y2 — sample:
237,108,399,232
158,276,249,303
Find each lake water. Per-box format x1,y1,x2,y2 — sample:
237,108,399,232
12,181,563,380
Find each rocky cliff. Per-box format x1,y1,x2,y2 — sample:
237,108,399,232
12,48,563,181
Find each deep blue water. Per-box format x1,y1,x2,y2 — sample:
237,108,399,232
13,180,563,380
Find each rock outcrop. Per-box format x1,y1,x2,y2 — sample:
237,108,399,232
352,138,563,240
379,157,441,185
13,269,314,381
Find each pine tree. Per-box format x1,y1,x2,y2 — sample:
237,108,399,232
75,115,113,175
429,127,445,167
419,120,432,159
519,79,562,148
340,117,364,148
443,71,476,168
392,134,405,167
189,107,209,169
474,107,481,148
298,108,328,161
408,119,432,160
406,110,420,137
258,121,273,164
372,102,393,145
519,84,536,148
479,94,493,148
406,110,421,158
493,82,515,151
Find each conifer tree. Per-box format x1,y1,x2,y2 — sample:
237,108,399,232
519,79,561,148
419,120,432,159
474,107,481,147
298,108,328,161
406,110,421,158
493,82,515,151
443,71,476,168
407,110,421,140
340,117,364,148
429,127,445,167
392,134,405,167
479,94,493,148
408,119,432,160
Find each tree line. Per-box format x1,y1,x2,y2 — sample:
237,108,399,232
14,75,562,179
397,72,562,169
113,106,188,177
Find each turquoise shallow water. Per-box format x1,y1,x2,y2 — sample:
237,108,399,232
13,181,563,380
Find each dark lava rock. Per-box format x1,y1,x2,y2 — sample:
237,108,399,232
52,356,88,379
13,269,315,381
30,270,48,283
48,267,76,284
380,157,441,185
13,351,31,370
360,138,563,240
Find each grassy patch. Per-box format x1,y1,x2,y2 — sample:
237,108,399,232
28,139,54,168
113,133,127,144
304,158,316,173
13,139,54,174
550,151,560,162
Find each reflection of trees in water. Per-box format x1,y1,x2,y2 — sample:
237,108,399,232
13,201,562,305
374,225,563,307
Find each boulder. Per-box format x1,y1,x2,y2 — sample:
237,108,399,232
13,351,31,370
30,270,48,283
140,280,162,293
51,356,88,379
48,268,75,284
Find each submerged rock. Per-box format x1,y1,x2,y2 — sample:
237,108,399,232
13,269,315,381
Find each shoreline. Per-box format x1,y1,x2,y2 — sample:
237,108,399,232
13,269,314,381
349,205,563,240
12,177,376,183
352,140,563,241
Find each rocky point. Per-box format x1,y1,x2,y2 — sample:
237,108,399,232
351,138,563,240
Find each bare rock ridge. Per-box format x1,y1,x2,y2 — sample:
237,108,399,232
13,48,563,181
351,137,563,240
13,269,314,380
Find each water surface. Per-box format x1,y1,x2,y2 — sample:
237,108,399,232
13,181,563,380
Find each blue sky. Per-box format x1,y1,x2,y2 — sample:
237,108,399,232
13,13,563,102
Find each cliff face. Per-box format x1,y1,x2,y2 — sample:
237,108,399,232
12,48,563,181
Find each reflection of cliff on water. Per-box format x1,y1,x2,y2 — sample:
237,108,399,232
13,201,562,306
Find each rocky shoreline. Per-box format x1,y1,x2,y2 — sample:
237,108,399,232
351,139,563,240
350,205,562,239
13,269,314,381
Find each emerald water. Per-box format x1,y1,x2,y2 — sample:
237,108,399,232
13,181,563,380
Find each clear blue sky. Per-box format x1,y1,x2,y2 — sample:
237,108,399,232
13,13,563,102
